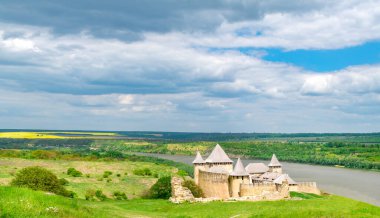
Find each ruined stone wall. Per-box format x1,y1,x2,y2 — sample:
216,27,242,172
293,182,321,195
170,177,195,203
240,183,277,196
198,170,230,199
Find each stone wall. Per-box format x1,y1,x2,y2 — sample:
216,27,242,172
229,176,250,197
198,170,230,199
194,164,205,185
170,177,195,203
240,183,277,196
292,182,321,195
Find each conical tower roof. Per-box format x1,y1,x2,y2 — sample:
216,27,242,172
268,154,282,167
205,144,233,163
192,151,205,164
230,158,249,176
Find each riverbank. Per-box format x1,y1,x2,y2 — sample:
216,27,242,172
137,152,380,207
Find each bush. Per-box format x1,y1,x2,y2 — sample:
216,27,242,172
106,178,112,183
113,191,128,200
11,166,74,198
85,189,96,201
145,176,171,199
67,168,82,177
116,173,121,177
177,170,188,177
133,168,152,176
95,190,107,201
59,178,69,186
103,171,112,178
182,180,204,198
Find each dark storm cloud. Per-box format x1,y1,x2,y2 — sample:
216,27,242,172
0,0,326,39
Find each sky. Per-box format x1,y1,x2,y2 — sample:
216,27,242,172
1,0,380,133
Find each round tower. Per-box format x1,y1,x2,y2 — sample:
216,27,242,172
229,158,249,197
192,151,206,185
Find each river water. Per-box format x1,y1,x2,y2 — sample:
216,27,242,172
139,153,380,206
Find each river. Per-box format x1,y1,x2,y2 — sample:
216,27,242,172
138,153,380,206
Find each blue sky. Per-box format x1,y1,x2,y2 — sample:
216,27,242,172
1,0,380,132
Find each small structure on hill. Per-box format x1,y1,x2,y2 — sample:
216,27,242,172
183,144,320,202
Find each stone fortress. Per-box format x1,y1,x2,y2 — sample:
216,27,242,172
171,144,320,203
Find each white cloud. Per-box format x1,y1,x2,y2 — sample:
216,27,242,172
1,9,380,132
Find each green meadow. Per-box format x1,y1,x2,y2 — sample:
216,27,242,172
1,186,380,218
0,157,176,199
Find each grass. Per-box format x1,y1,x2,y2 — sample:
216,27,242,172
0,157,177,199
1,186,379,218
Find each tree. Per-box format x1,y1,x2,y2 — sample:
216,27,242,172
146,176,172,199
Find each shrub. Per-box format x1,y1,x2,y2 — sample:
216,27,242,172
182,179,204,198
11,166,74,198
177,170,188,177
85,174,90,178
103,171,112,178
145,176,171,199
95,190,107,201
106,178,112,183
116,173,121,177
67,168,82,177
133,168,152,176
59,178,69,186
113,191,128,200
85,189,96,201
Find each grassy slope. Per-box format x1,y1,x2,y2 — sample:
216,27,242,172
0,158,176,199
1,186,380,218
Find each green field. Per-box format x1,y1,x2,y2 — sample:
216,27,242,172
1,186,380,218
0,157,178,199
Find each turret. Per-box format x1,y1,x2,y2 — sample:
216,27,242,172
192,151,205,185
268,154,282,173
229,158,249,197
205,144,233,172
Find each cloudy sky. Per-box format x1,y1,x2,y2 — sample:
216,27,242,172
1,0,380,132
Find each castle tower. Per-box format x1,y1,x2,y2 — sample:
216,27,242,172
268,154,282,173
192,151,206,185
205,144,233,172
229,158,249,197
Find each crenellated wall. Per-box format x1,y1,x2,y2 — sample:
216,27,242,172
198,170,230,199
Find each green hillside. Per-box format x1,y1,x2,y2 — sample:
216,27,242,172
1,186,380,218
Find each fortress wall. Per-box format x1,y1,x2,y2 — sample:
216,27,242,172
293,182,321,195
198,170,230,199
194,164,206,185
229,176,249,197
240,183,277,197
